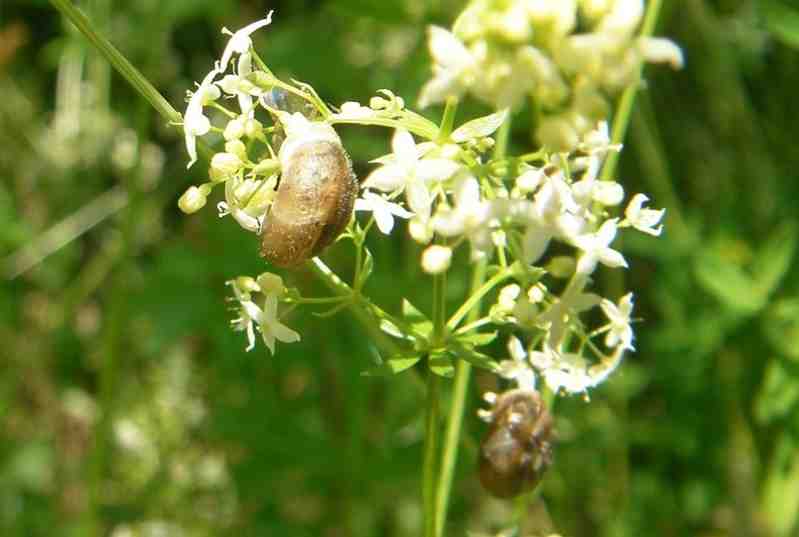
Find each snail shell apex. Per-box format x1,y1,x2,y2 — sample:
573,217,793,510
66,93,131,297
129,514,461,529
260,133,357,268
478,389,554,499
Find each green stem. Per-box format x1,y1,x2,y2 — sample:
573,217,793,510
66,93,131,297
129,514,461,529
435,259,487,537
423,369,442,537
437,97,459,142
600,0,664,181
49,0,179,123
447,266,513,330
308,258,401,356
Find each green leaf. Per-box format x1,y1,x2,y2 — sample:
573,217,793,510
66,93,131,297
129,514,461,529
755,358,799,424
753,224,796,298
457,331,498,347
402,299,433,339
429,351,455,378
450,342,499,372
450,109,509,142
763,298,799,361
761,431,799,535
361,352,422,377
762,0,799,49
694,251,764,315
360,247,374,285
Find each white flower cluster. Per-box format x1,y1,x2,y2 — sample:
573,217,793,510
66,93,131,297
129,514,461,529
176,12,668,400
357,118,663,395
418,0,683,150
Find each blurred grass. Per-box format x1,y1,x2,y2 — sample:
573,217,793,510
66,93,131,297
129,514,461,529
2,0,799,536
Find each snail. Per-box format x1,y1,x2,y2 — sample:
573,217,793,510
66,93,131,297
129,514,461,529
478,389,554,499
259,115,357,268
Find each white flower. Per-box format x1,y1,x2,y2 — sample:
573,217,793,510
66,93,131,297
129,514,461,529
530,346,596,395
537,283,600,348
421,245,452,274
600,292,635,350
217,175,277,233
418,26,477,108
624,194,665,236
184,66,222,168
497,337,537,390
572,218,627,275
354,190,413,234
432,176,492,260
219,11,273,71
363,128,460,221
229,279,299,354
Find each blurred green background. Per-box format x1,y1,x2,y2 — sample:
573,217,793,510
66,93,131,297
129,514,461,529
2,1,799,536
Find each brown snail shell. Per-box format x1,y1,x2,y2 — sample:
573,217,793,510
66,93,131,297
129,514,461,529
478,389,554,499
260,124,357,268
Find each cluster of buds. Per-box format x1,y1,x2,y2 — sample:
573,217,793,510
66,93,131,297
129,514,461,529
418,0,683,150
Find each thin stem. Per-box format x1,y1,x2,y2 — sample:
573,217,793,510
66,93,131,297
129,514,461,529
49,0,179,123
308,257,402,356
447,266,513,330
600,0,664,181
423,369,442,537
48,0,215,161
437,97,459,142
435,259,487,537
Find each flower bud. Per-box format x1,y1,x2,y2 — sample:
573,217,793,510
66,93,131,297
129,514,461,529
210,152,243,178
421,245,452,274
225,140,248,161
178,186,207,214
256,272,285,296
244,118,263,139
223,118,246,140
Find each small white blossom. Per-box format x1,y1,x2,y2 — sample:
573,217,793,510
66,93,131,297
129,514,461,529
572,218,627,275
229,280,299,354
219,11,273,71
432,176,492,260
600,292,635,350
364,129,460,221
354,191,413,234
624,194,665,236
184,67,221,168
418,26,477,108
497,337,537,390
537,283,601,348
421,245,452,274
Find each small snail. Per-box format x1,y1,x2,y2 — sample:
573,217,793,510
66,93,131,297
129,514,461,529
259,117,357,268
478,389,554,499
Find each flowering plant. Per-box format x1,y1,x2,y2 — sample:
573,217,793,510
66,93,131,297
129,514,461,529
168,3,678,532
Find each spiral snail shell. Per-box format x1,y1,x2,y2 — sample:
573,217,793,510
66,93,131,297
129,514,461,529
478,389,554,499
259,119,357,268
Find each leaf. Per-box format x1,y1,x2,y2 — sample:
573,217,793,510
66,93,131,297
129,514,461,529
693,251,764,315
761,431,799,535
450,341,499,372
360,247,374,284
450,109,509,142
753,224,796,298
402,299,433,339
762,0,799,49
429,351,455,378
457,331,498,347
763,298,799,361
361,352,422,377
755,358,799,424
